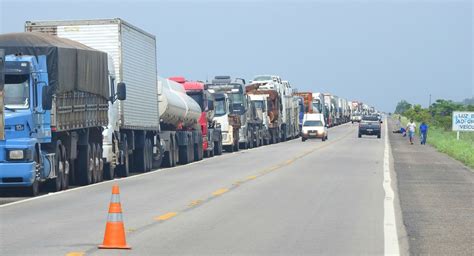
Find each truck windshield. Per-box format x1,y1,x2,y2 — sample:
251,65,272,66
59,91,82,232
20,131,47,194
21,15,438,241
253,76,272,81
253,100,264,110
304,120,323,127
188,92,204,111
4,74,30,109
214,99,226,117
312,100,323,113
228,93,243,104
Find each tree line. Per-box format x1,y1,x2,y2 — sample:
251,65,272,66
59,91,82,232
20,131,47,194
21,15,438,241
394,97,474,130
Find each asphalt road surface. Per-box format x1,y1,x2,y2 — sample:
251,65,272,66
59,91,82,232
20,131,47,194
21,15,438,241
1,123,393,255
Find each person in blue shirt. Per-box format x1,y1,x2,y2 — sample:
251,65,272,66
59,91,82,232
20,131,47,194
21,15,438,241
420,122,428,145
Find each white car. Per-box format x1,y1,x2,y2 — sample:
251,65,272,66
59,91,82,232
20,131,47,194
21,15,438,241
301,113,328,142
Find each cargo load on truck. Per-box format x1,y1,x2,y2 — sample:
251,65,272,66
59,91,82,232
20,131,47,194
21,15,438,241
0,32,108,99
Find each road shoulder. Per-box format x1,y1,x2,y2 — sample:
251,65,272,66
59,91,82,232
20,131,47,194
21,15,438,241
388,118,474,255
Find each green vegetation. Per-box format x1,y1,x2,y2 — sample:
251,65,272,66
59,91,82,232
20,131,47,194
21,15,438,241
394,98,474,169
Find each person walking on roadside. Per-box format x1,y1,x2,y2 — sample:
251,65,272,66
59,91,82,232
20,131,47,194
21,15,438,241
420,122,428,145
406,119,416,145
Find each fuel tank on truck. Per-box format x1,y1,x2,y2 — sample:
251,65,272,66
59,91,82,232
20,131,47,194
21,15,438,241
158,77,201,129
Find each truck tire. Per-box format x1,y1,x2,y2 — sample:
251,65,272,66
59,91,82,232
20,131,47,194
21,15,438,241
61,144,70,190
104,163,115,180
163,136,174,167
96,143,104,182
358,133,362,138
49,140,63,192
77,144,93,185
91,144,98,184
179,139,191,165
215,140,223,155
28,149,40,196
134,139,148,172
301,137,306,142
377,133,381,139
145,138,153,172
224,145,233,153
194,142,201,161
117,140,130,177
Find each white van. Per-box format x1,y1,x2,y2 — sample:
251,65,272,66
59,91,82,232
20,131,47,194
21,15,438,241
301,113,328,142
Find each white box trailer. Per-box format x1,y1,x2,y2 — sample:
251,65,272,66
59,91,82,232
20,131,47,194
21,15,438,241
26,18,159,177
25,19,159,130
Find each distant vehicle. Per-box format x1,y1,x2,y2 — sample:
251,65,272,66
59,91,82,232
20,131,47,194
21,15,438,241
358,115,382,138
351,114,362,123
301,113,328,142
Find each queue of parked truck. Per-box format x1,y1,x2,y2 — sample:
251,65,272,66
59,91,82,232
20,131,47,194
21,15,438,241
0,18,378,196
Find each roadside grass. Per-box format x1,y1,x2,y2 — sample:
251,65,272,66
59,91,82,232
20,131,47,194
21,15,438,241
393,114,474,169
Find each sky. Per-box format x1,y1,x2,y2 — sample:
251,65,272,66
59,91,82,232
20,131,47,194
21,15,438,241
0,0,472,112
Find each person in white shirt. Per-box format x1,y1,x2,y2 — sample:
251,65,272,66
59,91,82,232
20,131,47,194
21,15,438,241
406,120,416,145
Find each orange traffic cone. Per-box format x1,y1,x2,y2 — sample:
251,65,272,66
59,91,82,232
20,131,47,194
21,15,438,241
98,184,131,249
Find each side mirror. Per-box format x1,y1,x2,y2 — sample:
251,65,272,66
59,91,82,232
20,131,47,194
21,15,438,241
41,86,53,111
116,82,126,101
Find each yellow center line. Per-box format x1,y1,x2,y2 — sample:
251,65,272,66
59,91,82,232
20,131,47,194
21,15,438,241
246,175,257,180
65,252,84,256
155,212,178,221
212,188,229,196
189,200,203,207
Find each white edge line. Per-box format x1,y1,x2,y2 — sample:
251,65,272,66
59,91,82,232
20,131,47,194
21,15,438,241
383,117,400,255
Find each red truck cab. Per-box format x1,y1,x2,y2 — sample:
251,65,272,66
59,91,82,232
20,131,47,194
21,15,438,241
169,77,210,154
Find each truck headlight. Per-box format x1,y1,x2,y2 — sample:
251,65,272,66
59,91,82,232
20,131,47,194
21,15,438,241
7,149,32,161
8,150,24,160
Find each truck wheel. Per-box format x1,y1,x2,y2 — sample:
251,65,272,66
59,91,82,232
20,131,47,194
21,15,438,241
97,144,104,182
61,145,70,190
188,138,194,163
179,145,189,164
179,138,191,165
28,150,40,196
194,142,200,161
377,133,381,139
104,163,115,180
223,145,233,153
77,144,93,185
215,140,222,155
162,136,173,167
49,140,63,192
358,133,362,138
91,144,98,184
117,140,130,177
301,137,306,142
145,138,152,170
134,140,147,172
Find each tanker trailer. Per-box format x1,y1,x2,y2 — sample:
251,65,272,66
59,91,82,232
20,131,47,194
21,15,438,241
158,77,202,167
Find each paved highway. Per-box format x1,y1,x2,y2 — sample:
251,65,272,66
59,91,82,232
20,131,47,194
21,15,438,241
0,123,398,255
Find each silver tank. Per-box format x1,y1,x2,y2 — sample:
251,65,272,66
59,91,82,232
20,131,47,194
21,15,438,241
158,77,201,129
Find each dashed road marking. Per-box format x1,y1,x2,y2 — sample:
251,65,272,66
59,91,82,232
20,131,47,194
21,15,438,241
65,252,84,256
212,188,229,196
155,212,178,221
246,175,257,180
189,200,203,207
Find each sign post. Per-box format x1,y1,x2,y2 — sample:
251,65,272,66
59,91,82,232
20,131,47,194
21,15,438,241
452,111,474,140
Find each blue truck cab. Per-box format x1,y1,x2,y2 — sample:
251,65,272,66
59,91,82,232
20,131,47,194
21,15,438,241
0,32,125,196
0,53,53,195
